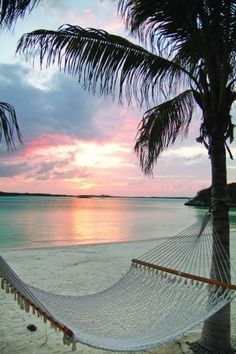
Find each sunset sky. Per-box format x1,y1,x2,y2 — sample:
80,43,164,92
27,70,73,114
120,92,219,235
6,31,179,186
0,0,235,197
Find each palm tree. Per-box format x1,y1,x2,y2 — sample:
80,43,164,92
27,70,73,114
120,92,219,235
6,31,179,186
0,0,40,149
16,1,235,352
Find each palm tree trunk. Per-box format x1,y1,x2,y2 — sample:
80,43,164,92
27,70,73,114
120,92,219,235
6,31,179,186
194,136,234,353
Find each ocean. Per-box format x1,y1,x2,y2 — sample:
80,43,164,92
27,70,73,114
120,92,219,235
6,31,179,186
0,196,236,249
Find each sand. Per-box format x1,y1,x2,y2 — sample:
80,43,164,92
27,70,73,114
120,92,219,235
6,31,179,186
0,240,235,354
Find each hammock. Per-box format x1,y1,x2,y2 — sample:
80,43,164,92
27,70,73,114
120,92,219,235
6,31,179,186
0,212,236,352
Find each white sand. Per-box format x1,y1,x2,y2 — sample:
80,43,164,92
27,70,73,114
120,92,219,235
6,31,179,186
0,240,235,354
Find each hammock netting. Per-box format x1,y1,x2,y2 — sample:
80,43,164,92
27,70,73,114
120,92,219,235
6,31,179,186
0,213,236,352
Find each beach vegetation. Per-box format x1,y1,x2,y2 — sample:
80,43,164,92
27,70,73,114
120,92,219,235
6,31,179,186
186,183,236,207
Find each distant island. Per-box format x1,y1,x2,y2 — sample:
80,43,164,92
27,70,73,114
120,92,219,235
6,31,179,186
0,191,188,199
0,191,76,198
185,183,236,207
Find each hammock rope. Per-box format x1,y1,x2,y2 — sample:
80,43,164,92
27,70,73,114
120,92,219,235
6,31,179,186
0,212,236,352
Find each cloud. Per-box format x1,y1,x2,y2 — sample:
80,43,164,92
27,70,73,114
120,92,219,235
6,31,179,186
0,161,28,177
0,144,91,182
0,62,132,145
32,160,91,181
0,130,134,184
163,145,208,165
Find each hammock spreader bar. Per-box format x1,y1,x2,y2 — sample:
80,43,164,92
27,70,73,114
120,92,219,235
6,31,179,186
132,259,236,291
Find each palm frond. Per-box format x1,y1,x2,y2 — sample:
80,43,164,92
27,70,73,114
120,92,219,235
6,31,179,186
17,25,190,107
117,0,200,51
0,102,22,150
134,90,194,175
118,1,236,71
0,0,40,29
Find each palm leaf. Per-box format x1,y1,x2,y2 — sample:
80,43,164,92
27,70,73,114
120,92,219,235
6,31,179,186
17,25,190,107
134,89,194,175
117,1,234,49
117,0,200,51
0,0,40,29
0,102,22,150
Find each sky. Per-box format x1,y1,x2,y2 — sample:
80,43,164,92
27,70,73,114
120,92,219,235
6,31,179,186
0,0,235,197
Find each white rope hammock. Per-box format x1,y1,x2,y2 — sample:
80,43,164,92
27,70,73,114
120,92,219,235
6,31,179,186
0,212,236,352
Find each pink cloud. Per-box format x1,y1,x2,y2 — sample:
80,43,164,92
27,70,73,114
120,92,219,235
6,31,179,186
21,134,78,158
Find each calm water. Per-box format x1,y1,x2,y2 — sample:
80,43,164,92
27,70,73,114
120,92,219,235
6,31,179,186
0,196,236,249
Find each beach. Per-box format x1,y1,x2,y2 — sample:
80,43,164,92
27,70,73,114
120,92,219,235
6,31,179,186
0,240,235,354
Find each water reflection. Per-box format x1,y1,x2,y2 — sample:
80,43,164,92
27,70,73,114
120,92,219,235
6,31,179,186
70,198,131,244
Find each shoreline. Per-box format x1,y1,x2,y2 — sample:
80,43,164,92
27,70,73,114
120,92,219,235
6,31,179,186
1,240,235,354
0,236,170,253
